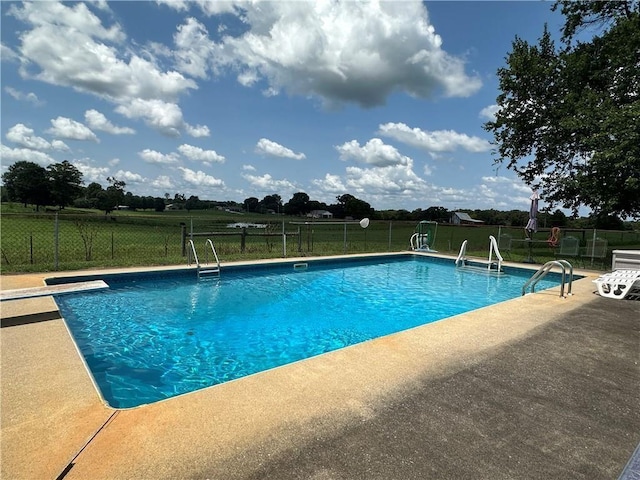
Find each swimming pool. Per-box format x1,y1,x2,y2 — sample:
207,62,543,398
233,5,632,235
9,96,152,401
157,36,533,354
53,255,565,408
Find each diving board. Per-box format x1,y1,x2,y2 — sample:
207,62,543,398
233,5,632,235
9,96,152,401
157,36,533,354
0,280,109,302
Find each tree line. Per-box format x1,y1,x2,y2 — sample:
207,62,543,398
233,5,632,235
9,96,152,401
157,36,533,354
3,159,635,230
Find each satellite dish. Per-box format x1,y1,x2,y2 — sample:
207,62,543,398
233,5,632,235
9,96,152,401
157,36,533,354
359,218,370,229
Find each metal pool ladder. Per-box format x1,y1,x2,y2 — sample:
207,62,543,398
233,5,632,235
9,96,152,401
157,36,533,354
188,239,221,278
455,235,504,274
522,260,573,298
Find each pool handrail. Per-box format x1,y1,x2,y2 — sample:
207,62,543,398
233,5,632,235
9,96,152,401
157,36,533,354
522,260,573,297
455,240,468,266
187,239,199,267
488,235,503,272
187,239,221,277
204,239,221,274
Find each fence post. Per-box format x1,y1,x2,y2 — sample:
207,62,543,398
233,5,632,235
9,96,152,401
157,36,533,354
282,221,286,258
343,223,347,254
388,221,392,251
54,213,59,270
180,223,186,256
241,227,247,253
30,233,33,265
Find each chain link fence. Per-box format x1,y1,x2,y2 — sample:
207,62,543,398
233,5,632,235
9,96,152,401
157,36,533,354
1,212,638,273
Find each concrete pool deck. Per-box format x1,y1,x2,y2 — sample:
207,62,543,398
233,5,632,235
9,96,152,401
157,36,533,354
1,254,638,479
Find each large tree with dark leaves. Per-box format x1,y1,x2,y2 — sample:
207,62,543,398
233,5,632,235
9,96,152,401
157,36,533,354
484,0,639,218
48,160,83,209
1,161,51,210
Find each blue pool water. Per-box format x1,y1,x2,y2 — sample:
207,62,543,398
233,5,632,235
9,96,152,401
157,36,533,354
54,256,564,408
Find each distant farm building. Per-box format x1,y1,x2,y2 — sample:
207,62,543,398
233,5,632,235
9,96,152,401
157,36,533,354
308,210,333,219
450,212,484,225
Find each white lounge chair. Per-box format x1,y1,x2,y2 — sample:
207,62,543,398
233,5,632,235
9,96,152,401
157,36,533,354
593,270,640,300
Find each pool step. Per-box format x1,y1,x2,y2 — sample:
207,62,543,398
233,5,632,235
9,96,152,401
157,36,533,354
198,267,220,277
457,262,505,276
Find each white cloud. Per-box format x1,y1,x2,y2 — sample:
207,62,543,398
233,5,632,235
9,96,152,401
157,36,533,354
150,175,175,190
481,175,518,184
6,123,51,150
113,170,145,184
178,144,225,165
173,17,217,79
479,104,499,121
378,122,491,153
116,99,184,137
1,43,19,62
8,1,200,136
179,167,225,187
8,1,125,42
73,160,109,183
4,87,43,105
312,173,346,193
243,164,256,171
255,138,306,160
344,161,427,195
156,0,190,12
242,172,297,192
311,159,428,208
138,148,179,165
116,99,209,138
85,109,135,135
0,144,55,166
335,138,410,167
5,123,71,151
211,1,481,107
46,117,98,142
184,123,210,138
159,0,238,15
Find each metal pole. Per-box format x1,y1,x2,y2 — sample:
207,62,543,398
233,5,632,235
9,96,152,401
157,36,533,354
282,220,286,257
54,213,59,270
388,221,392,250
344,223,347,254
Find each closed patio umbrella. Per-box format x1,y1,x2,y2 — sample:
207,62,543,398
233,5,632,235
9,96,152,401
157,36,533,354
525,190,539,239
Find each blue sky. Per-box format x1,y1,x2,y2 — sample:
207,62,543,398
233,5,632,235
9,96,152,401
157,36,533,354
1,1,567,212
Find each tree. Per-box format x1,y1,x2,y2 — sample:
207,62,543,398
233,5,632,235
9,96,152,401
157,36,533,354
47,160,83,209
484,0,640,218
185,195,202,212
423,206,450,223
85,182,103,203
153,197,166,212
284,192,310,215
335,194,373,218
96,177,126,215
243,197,259,213
1,161,50,210
259,194,282,214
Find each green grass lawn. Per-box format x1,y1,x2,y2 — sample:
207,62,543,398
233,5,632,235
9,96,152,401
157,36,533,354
1,204,638,273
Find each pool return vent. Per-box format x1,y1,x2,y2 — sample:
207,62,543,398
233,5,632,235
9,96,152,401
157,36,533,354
455,235,505,275
187,239,221,278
